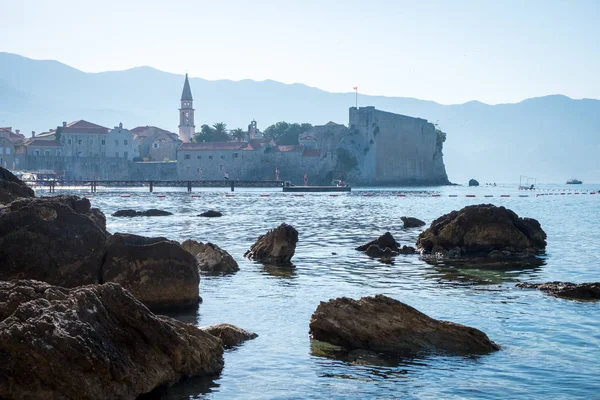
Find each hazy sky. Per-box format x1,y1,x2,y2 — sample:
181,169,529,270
1,0,598,104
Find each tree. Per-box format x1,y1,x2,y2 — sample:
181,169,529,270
230,128,247,142
193,122,231,142
263,121,313,145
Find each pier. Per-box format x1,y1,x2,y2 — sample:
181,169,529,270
24,180,283,193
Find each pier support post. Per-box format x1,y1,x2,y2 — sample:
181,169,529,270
149,181,153,193
231,180,235,192
187,181,192,192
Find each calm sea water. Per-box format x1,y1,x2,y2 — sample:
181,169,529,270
39,184,600,399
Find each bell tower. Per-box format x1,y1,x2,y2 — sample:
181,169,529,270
178,73,195,142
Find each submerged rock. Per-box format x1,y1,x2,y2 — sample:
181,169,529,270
0,280,223,400
416,204,546,259
244,223,298,265
200,323,258,349
516,281,600,301
401,216,426,228
182,239,239,273
0,166,35,205
356,232,399,252
0,195,108,286
102,233,200,310
198,210,223,218
309,295,499,355
112,209,173,217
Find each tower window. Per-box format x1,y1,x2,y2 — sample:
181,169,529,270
68,139,72,145
101,140,106,145
197,155,201,159
153,142,159,149
78,139,82,145
233,153,239,158
184,154,191,160
208,155,213,160
220,155,224,159
124,140,128,145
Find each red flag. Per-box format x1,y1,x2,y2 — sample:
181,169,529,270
353,86,358,90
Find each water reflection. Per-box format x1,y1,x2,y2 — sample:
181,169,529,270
423,262,545,286
261,264,298,279
138,373,220,399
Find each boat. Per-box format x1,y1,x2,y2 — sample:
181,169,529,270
283,185,351,193
566,179,582,184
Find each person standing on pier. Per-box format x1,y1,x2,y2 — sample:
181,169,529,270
275,167,280,181
304,174,308,186
224,171,229,180
198,167,203,180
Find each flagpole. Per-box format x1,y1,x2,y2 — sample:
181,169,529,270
354,86,358,109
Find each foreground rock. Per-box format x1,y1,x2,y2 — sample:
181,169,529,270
182,239,239,273
244,223,298,265
102,233,200,310
516,282,600,301
198,210,223,218
0,280,223,400
309,295,499,355
200,323,258,349
416,204,546,259
401,216,426,228
0,195,108,286
112,209,173,217
0,166,34,205
469,179,479,187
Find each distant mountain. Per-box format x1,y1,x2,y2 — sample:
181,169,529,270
1,52,598,184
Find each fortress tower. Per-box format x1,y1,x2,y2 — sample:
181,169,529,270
178,73,195,142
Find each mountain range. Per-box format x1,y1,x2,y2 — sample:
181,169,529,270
1,52,598,184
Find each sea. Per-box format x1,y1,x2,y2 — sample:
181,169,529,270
38,183,600,399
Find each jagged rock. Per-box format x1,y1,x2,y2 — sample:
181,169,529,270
356,232,399,252
200,323,258,349
398,245,416,255
365,245,398,258
88,207,107,232
401,216,426,228
0,166,34,205
469,179,479,187
182,239,239,273
416,204,546,259
244,223,298,265
516,282,600,301
112,209,173,217
309,295,499,355
0,280,223,400
198,210,223,218
0,195,108,286
102,233,200,310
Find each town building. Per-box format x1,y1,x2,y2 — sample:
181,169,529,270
131,126,180,161
178,74,195,143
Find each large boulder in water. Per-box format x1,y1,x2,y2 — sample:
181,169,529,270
102,233,200,310
0,195,108,286
244,223,298,265
182,239,239,273
0,166,34,205
401,216,426,228
309,295,499,355
112,209,173,217
200,323,258,349
416,204,546,259
0,280,224,399
516,281,600,301
356,232,399,252
468,179,479,187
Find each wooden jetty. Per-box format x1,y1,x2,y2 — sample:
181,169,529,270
282,185,351,193
24,180,283,193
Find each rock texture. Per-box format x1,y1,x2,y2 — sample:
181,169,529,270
356,232,415,258
102,233,200,310
469,179,480,187
416,204,546,259
309,295,499,355
200,323,258,349
244,223,298,265
516,282,600,301
0,280,224,400
112,209,173,217
198,210,223,218
0,195,108,286
401,216,426,228
182,240,239,273
0,166,35,205
356,232,399,252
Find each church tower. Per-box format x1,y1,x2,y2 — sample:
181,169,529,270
178,73,195,142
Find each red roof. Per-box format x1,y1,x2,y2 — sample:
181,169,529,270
0,127,26,144
179,142,249,151
273,145,303,153
25,139,61,147
303,148,321,157
61,120,109,134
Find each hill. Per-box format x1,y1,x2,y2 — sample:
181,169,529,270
1,52,598,183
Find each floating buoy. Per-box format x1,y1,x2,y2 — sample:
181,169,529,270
85,195,93,198
396,194,406,197
294,194,304,197
560,193,566,195
449,194,458,197
501,195,510,198
260,194,270,197
329,194,339,197
484,195,493,198
120,195,130,198
432,194,441,197
363,194,373,197
519,195,529,197
156,195,166,198
191,195,201,198
466,194,476,198
225,194,235,197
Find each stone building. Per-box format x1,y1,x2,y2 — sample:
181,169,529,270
131,126,180,161
106,124,138,161
178,74,195,142
0,127,25,169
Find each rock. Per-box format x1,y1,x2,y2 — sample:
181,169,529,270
309,295,499,355
356,232,399,252
416,204,546,259
0,195,108,287
182,239,239,273
0,166,35,205
244,223,298,265
516,281,600,301
365,245,397,258
401,216,426,228
102,233,200,310
398,245,416,255
112,209,173,217
0,280,223,399
198,210,223,218
469,179,479,187
88,207,107,232
200,323,258,349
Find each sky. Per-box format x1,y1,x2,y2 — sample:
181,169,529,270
1,0,599,105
